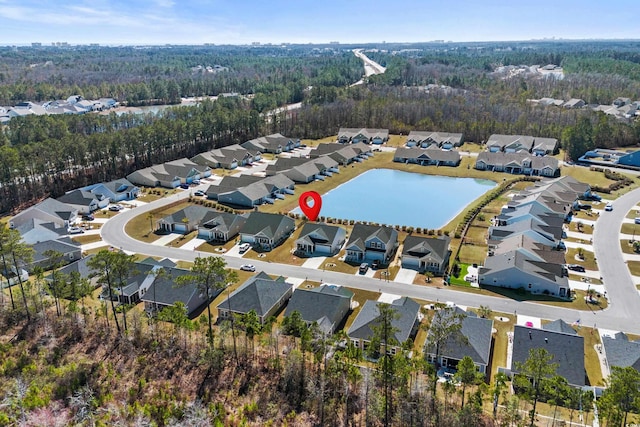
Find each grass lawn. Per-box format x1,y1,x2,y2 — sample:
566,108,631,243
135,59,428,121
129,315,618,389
124,200,192,243
457,242,487,266
71,234,103,245
196,239,237,254
628,261,640,276
568,220,593,234
621,239,640,254
488,313,516,383
241,221,306,266
565,247,597,270
561,165,619,189
621,223,640,235
578,326,605,386
448,263,470,286
170,231,198,248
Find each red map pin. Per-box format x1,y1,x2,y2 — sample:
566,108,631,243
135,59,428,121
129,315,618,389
299,191,322,221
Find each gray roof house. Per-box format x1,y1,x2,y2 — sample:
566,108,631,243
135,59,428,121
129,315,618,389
27,238,82,272
311,142,373,165
126,164,181,188
217,271,293,324
348,297,421,355
424,306,494,374
239,212,296,251
156,205,219,234
241,133,299,154
141,266,221,318
405,131,463,149
345,224,398,265
486,135,535,153
338,128,389,144
532,137,559,156
80,178,140,203
294,223,347,257
511,322,585,387
601,332,640,374
401,235,451,275
57,189,109,215
284,284,354,335
478,249,569,298
10,198,78,230
16,218,67,244
393,147,461,167
475,152,559,177
191,144,261,169
197,212,247,243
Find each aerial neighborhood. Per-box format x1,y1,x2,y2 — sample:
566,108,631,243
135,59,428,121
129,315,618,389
3,41,640,426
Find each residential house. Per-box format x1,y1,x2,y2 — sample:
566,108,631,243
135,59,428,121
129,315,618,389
294,223,346,257
80,178,140,202
27,238,82,272
348,297,421,355
510,322,585,387
215,174,295,208
405,131,463,149
16,218,67,244
191,144,261,169
424,306,494,374
239,212,295,251
126,165,181,188
486,135,535,153
241,133,299,154
563,99,585,109
217,271,293,324
284,284,354,335
10,198,78,230
401,235,451,275
50,255,100,289
475,152,559,177
311,142,373,165
197,212,247,243
141,266,220,318
338,128,389,144
345,224,398,265
162,158,212,184
57,189,109,215
156,205,218,234
478,250,569,298
531,137,559,156
393,147,461,167
601,332,640,375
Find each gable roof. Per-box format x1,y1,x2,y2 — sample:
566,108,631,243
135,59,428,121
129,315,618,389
348,297,420,345
346,224,398,252
285,284,354,334
543,319,578,335
57,189,102,207
296,222,344,245
217,271,292,317
602,333,640,372
141,267,216,314
12,198,77,227
424,307,493,366
511,324,585,386
402,235,451,263
241,212,295,239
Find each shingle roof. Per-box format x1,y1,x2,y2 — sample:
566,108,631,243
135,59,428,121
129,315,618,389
602,333,640,372
240,212,295,239
217,271,292,317
296,223,344,245
511,324,585,386
348,297,420,345
543,319,578,335
424,307,493,366
285,284,354,334
346,224,397,252
402,235,451,263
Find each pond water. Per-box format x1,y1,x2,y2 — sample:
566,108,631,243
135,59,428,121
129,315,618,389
292,169,496,229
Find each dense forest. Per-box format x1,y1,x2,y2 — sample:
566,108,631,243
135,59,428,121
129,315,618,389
1,41,640,214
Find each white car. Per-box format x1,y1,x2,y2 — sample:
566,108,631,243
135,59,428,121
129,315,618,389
68,226,85,234
240,264,256,272
604,202,613,211
238,243,251,253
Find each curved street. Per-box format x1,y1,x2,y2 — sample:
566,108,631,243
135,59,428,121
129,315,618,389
100,182,640,334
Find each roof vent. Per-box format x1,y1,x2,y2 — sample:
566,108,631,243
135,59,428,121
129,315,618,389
544,337,548,343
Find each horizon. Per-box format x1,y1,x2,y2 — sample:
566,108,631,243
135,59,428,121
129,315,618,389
1,0,639,46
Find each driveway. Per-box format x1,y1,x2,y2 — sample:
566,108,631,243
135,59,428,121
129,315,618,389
99,182,640,335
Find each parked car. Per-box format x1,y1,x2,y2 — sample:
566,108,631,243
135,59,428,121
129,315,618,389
239,243,251,253
82,214,95,221
604,202,613,211
567,264,586,272
194,190,205,197
179,183,190,189
586,193,602,201
68,226,85,234
192,179,201,185
359,263,369,274
577,203,591,210
240,264,256,272
108,205,121,212
635,217,640,225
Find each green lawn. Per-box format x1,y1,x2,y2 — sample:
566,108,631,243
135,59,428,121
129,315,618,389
449,263,471,286
628,261,640,276
124,200,192,243
565,247,598,270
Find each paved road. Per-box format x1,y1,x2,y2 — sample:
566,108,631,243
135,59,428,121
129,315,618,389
593,187,640,327
100,184,640,334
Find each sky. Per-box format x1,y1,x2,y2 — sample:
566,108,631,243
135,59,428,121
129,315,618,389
0,0,638,46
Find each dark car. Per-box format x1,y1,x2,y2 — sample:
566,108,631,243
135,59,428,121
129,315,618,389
179,183,190,189
359,263,369,274
567,264,586,272
82,214,95,221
